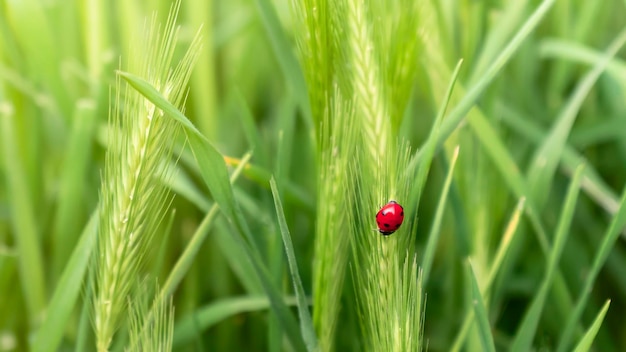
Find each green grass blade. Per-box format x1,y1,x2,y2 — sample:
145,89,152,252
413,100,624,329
173,296,301,348
412,0,556,169
467,261,496,352
484,198,526,291
213,217,264,294
527,28,626,209
274,96,297,186
215,234,307,352
254,0,312,128
0,103,47,318
234,90,269,165
165,164,211,211
224,156,315,213
410,59,463,209
510,284,549,352
450,198,526,351
33,210,98,352
556,185,626,351
497,103,621,217
160,152,252,298
572,300,611,352
510,164,585,352
463,105,584,331
422,146,459,284
465,106,547,247
75,275,94,352
119,71,238,219
570,117,626,148
184,0,217,139
119,72,307,352
153,209,176,281
539,39,626,81
52,100,98,278
270,177,318,351
269,96,298,350
468,0,529,83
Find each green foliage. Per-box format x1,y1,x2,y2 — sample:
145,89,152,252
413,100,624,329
1,0,626,351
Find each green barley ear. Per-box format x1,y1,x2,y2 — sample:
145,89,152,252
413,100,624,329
292,0,424,349
336,0,424,350
91,1,202,351
290,0,351,348
313,88,358,350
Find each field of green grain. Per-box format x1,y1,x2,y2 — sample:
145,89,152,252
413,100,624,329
1,0,626,351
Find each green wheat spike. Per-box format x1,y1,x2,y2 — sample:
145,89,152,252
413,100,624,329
91,1,201,351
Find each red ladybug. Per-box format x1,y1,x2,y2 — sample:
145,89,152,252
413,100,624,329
376,200,405,236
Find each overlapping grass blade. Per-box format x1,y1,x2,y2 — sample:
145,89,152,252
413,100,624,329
0,103,46,318
539,39,626,81
409,59,463,209
159,152,251,298
120,72,307,352
421,146,459,284
92,4,196,348
572,300,611,352
119,71,237,221
461,102,585,328
412,0,557,169
173,296,301,347
184,0,217,138
153,209,176,281
164,164,211,211
224,156,314,212
213,219,264,294
510,164,585,351
270,177,318,351
467,261,496,352
498,103,621,216
468,0,530,83
33,210,98,352
52,100,97,277
254,0,312,127
556,185,626,351
451,198,526,352
527,28,626,209
235,90,269,165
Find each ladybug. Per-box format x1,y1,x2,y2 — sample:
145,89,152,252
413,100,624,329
376,200,405,236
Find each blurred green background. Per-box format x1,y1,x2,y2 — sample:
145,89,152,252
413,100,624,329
1,0,626,351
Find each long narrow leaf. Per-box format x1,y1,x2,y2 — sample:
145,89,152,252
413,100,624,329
498,103,620,216
410,60,463,209
173,296,301,347
410,0,556,169
557,184,626,351
422,146,460,284
52,100,98,277
33,210,98,352
160,152,251,298
467,261,496,352
527,28,626,209
270,177,318,351
450,198,526,351
254,0,312,128
572,300,611,352
120,72,307,351
0,106,46,317
510,164,585,351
